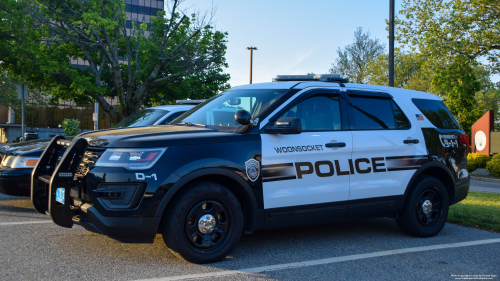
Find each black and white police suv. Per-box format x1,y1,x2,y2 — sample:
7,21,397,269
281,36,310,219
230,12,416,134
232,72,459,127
31,74,469,264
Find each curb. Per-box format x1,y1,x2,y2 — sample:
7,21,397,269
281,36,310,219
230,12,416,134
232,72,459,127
470,176,500,184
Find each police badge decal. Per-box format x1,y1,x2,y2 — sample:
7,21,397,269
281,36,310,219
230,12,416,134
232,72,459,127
245,159,260,182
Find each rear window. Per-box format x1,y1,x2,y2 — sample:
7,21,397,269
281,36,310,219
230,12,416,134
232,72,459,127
412,99,460,129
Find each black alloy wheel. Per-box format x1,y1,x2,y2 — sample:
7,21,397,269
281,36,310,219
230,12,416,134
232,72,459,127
185,200,230,250
162,181,244,264
397,176,449,238
415,189,441,227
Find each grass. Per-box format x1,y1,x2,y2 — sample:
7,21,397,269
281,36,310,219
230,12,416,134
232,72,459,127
448,191,500,232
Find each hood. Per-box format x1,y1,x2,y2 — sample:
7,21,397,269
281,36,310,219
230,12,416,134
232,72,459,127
0,137,76,156
0,138,51,156
81,125,234,148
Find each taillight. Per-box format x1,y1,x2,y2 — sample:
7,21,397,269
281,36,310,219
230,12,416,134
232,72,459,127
458,134,469,154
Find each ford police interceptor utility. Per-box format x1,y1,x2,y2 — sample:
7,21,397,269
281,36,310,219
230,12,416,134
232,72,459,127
31,74,469,264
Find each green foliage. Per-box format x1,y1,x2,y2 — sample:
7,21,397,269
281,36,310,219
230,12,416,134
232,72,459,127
366,50,423,89
329,27,385,83
61,119,80,136
0,0,230,122
398,0,500,66
467,153,491,171
492,154,500,161
432,59,482,135
486,159,500,178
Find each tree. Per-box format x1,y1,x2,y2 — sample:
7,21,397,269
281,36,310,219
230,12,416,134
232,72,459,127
365,50,423,88
0,71,49,116
398,0,500,69
1,0,229,121
432,58,483,135
329,27,385,83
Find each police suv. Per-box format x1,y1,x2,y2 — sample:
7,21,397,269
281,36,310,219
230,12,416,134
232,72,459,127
31,74,469,264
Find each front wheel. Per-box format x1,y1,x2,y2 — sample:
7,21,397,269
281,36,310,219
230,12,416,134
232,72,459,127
161,181,244,264
397,176,449,238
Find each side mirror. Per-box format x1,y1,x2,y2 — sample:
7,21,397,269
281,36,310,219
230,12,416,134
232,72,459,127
264,117,302,134
234,109,251,125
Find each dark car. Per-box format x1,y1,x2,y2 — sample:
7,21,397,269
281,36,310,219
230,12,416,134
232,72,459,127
24,133,40,141
32,74,469,264
0,104,195,196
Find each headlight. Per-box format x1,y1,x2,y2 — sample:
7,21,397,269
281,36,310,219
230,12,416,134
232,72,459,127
95,148,167,170
1,155,39,168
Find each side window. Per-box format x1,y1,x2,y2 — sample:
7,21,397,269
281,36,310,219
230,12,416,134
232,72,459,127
279,95,342,131
412,98,460,129
351,97,396,130
158,111,185,125
391,100,411,129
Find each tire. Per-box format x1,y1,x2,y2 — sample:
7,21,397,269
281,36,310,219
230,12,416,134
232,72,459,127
161,181,244,264
397,176,449,238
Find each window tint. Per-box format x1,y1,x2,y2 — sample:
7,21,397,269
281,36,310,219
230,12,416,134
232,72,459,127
280,95,341,131
412,99,460,129
158,111,185,125
391,100,411,129
351,97,396,130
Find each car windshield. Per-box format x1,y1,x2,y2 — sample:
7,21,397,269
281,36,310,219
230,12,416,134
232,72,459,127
171,89,289,132
112,109,168,128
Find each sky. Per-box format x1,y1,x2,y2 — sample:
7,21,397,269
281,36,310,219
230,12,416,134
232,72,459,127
184,0,404,87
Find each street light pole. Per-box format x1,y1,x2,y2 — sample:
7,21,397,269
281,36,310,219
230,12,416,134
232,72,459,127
389,0,395,87
246,47,257,84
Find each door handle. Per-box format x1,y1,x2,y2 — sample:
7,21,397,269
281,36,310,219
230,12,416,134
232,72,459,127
325,142,346,148
403,139,419,144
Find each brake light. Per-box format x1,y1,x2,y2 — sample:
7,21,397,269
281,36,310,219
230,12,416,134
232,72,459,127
458,134,469,154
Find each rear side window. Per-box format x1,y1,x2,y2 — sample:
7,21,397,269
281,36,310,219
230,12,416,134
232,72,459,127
412,99,460,129
350,97,410,130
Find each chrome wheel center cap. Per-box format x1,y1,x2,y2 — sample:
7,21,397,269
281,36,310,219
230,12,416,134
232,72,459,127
198,214,216,234
422,200,433,215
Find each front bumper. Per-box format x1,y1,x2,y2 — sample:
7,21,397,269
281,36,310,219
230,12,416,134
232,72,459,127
0,168,32,196
74,203,161,243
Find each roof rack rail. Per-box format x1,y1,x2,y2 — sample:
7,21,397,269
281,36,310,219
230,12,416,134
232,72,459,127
272,74,348,83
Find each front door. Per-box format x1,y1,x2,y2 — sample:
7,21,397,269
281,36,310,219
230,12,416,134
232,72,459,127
261,90,352,214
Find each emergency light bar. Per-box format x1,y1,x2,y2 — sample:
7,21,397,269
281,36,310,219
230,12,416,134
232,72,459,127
272,74,348,83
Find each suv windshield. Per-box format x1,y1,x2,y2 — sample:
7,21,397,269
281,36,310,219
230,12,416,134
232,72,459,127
171,89,289,132
112,109,168,128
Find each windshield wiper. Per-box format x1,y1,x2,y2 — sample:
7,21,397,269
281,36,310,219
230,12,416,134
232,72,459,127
176,122,207,128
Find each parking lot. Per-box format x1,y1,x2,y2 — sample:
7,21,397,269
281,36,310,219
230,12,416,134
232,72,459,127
1,191,499,281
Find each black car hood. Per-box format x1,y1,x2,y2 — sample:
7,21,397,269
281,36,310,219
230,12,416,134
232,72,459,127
81,125,234,148
0,138,52,156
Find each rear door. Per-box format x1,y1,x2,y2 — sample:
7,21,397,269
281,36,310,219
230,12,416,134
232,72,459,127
345,90,427,217
260,88,352,226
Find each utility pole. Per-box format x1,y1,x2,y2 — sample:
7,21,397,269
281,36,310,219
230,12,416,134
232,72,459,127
93,66,100,130
389,0,395,87
17,84,28,142
246,47,258,84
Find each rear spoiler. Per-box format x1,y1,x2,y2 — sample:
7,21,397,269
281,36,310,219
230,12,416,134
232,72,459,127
31,136,88,227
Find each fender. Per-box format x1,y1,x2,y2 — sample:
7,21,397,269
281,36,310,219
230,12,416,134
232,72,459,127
154,167,259,224
401,161,456,206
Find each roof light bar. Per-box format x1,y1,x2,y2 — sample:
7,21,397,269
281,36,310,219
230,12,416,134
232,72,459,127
272,74,348,83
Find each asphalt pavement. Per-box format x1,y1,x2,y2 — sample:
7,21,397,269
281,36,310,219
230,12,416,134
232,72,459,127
470,180,500,193
1,184,499,281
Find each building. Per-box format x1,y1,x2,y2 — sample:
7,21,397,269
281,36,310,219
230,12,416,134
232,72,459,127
0,0,165,142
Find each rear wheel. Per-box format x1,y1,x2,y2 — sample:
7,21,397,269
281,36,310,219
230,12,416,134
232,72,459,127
397,176,449,238
161,181,244,264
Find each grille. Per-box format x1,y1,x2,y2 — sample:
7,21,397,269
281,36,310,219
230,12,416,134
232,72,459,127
75,148,105,177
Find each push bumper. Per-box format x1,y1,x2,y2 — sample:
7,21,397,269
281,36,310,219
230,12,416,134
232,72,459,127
74,203,161,243
0,168,32,196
